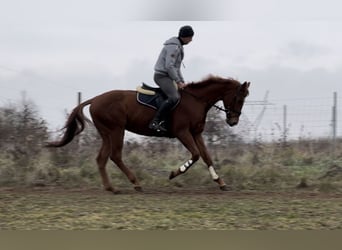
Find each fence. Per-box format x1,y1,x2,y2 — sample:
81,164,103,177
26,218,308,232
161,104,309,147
235,93,341,143
1,89,340,144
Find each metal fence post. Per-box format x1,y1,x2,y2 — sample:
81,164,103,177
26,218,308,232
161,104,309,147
283,105,287,145
332,92,337,155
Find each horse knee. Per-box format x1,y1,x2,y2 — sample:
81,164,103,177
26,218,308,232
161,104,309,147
96,155,107,168
110,155,122,166
190,148,200,162
97,162,106,170
192,153,200,162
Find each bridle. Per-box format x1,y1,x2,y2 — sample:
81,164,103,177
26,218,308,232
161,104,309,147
182,86,243,118
213,103,241,117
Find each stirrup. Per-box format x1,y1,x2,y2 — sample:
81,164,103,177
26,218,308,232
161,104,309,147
149,120,167,132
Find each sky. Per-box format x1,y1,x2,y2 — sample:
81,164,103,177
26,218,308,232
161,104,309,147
0,0,342,139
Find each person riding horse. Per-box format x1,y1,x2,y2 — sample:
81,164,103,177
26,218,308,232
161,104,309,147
46,24,251,194
149,25,194,133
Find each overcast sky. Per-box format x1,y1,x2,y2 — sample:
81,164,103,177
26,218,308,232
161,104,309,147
0,0,341,138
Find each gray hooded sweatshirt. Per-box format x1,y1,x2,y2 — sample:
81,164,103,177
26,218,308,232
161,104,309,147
154,37,184,83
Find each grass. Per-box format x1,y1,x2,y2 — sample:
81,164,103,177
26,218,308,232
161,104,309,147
0,188,342,230
1,139,342,230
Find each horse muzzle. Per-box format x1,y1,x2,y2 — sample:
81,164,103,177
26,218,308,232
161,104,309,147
226,117,239,127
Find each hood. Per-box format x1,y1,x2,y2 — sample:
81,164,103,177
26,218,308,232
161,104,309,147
164,37,182,46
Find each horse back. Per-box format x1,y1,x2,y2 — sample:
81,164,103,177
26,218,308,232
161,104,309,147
89,89,204,137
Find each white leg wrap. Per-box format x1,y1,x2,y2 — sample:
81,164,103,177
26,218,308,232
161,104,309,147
179,160,193,173
208,166,219,180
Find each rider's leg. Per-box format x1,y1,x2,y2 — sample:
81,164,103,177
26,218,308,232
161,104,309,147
149,74,180,132
149,100,174,132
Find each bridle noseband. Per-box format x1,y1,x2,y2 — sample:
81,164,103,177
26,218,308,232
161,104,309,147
213,104,241,117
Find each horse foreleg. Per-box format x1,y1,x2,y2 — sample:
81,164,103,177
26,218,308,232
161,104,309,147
170,132,200,180
194,134,228,191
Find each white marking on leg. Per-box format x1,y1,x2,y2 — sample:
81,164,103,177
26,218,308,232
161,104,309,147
179,160,193,173
180,165,187,172
208,166,219,180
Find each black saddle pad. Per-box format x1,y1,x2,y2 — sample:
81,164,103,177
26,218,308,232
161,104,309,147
137,92,166,110
136,83,180,110
136,83,166,109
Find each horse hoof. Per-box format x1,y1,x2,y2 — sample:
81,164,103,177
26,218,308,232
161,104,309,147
219,185,230,191
134,186,143,192
105,187,121,194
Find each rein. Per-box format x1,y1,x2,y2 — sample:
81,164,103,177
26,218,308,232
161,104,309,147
213,104,241,116
213,104,229,113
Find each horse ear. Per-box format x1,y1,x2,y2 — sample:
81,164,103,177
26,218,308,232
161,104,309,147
242,81,250,89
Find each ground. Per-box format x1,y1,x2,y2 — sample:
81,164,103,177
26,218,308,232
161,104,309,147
0,187,341,230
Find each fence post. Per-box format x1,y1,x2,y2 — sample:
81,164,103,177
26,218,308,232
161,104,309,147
283,105,287,145
76,92,82,150
332,92,337,155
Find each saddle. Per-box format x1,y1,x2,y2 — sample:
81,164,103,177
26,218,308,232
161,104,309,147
136,83,167,110
136,83,180,136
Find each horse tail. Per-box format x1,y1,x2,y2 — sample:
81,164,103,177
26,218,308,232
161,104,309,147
46,99,93,148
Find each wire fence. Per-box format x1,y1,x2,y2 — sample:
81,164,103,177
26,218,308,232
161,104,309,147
1,64,340,143
1,92,341,143
237,96,341,142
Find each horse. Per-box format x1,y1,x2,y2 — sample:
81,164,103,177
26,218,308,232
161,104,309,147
47,76,250,194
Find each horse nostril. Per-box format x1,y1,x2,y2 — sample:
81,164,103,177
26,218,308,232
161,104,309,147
226,118,238,127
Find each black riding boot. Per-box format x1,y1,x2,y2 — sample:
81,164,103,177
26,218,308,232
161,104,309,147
149,100,173,132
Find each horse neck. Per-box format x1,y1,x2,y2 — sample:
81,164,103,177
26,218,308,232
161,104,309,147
186,80,237,107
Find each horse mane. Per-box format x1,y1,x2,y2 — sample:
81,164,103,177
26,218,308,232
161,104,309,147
186,75,240,89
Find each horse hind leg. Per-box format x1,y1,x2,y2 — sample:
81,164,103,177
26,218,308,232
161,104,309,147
109,130,142,192
96,135,121,194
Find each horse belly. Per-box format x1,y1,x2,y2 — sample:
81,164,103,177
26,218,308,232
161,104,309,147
125,105,155,136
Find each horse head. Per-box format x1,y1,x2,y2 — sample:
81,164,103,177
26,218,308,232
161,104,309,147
223,81,250,126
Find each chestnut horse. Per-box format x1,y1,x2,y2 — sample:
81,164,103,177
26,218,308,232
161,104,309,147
47,76,250,193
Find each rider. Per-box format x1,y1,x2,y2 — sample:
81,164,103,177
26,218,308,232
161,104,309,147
149,25,194,133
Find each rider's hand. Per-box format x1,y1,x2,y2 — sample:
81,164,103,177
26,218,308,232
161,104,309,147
177,82,186,89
